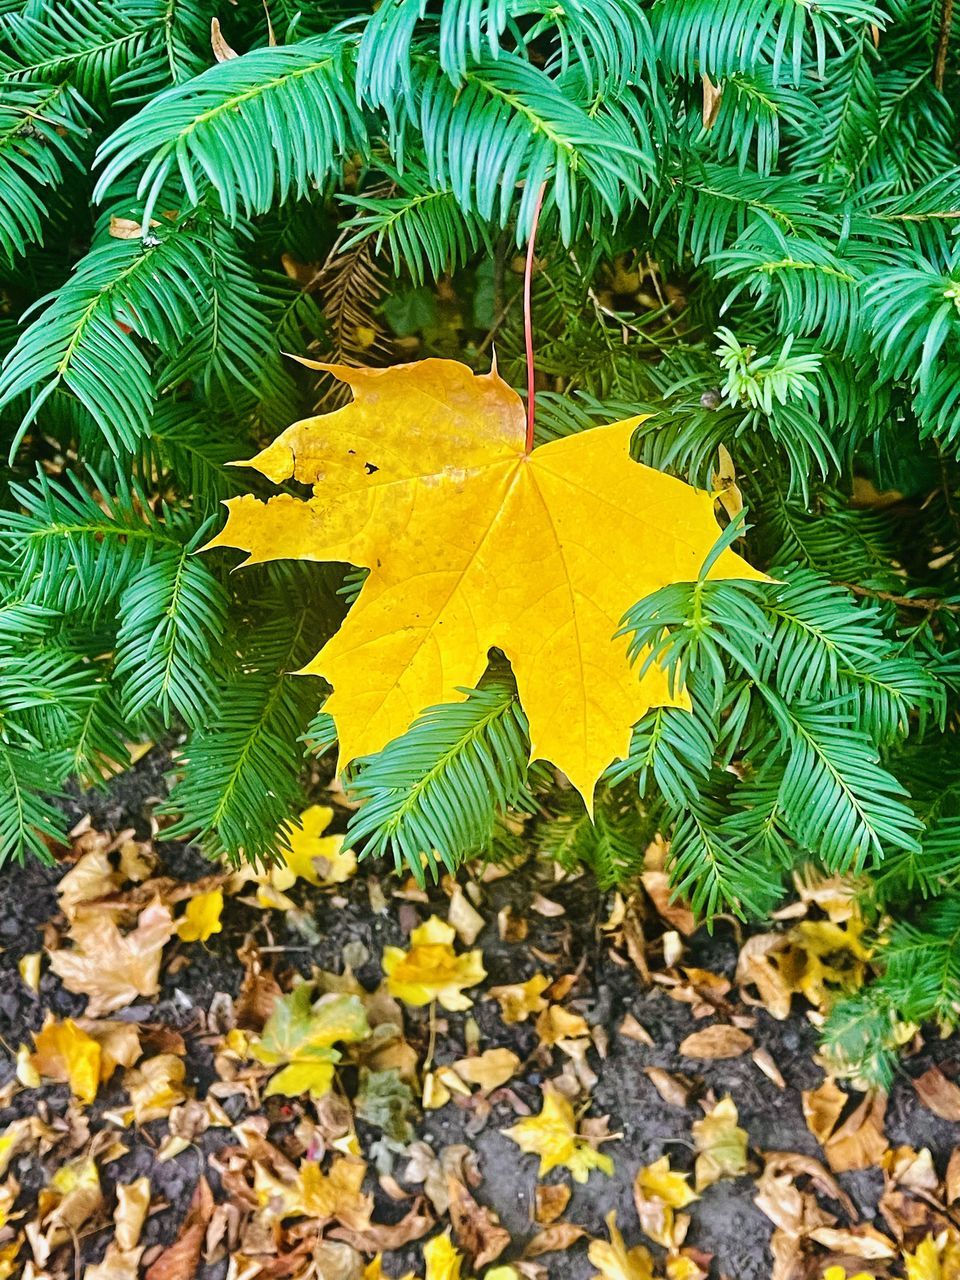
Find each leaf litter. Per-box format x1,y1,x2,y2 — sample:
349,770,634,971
1,771,960,1279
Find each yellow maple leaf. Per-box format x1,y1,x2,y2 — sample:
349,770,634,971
176,888,224,942
255,1155,372,1230
486,973,550,1023
902,1231,960,1280
278,804,357,888
633,1155,698,1247
28,1016,141,1105
232,806,357,908
502,1090,615,1183
588,1211,655,1280
30,1017,102,1105
424,1231,465,1280
823,1270,879,1280
383,916,486,1011
250,985,370,1097
692,1095,748,1190
209,359,763,803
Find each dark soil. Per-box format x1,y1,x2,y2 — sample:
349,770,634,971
1,751,957,1278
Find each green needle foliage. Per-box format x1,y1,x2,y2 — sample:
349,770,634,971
2,0,960,1076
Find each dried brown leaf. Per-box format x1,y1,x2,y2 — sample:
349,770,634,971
679,1025,753,1060
534,1183,570,1224
447,1174,510,1267
913,1066,960,1121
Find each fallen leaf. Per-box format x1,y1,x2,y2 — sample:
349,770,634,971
587,1211,655,1280
525,1222,587,1255
144,1177,212,1280
946,1147,960,1204
679,1025,753,1060
534,1183,571,1224
211,359,763,803
808,1224,896,1259
447,1173,510,1267
175,889,223,943
0,1121,31,1177
250,985,369,1097
641,868,696,935
450,1048,519,1092
424,1230,466,1280
30,1017,102,1105
913,1067,960,1122
633,1156,697,1247
124,1054,188,1123
383,916,486,1011
256,1156,372,1230
827,1101,889,1173
902,1232,960,1280
448,886,485,946
802,1078,848,1145
536,1004,589,1046
692,1095,748,1190
115,1177,151,1251
355,1067,418,1144
644,1067,692,1109
331,1197,432,1253
619,1014,654,1046
279,804,357,887
752,1048,786,1088
503,1091,615,1183
48,899,175,1017
819,1089,889,1173
18,953,40,993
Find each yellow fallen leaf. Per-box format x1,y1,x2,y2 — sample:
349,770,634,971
250,986,369,1097
0,1240,20,1280
823,1270,875,1280
18,953,40,993
633,1156,697,1247
175,888,224,943
486,974,549,1023
447,885,485,945
587,1211,655,1280
123,1054,188,1123
424,1231,465,1280
383,916,486,1011
535,1003,590,1047
901,1232,960,1280
0,1121,31,1177
258,1156,372,1230
502,1090,615,1183
48,898,174,1017
210,359,762,804
15,1044,39,1088
692,1095,748,1190
450,1048,519,1091
115,1177,151,1251
275,804,357,891
679,1024,753,1060
29,1017,101,1105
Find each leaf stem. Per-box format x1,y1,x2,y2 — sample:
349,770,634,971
523,181,547,454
